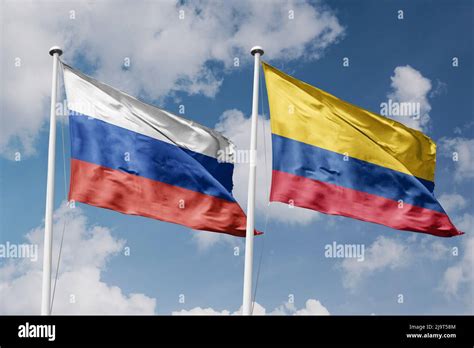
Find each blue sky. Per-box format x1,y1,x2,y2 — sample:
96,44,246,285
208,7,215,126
0,0,472,315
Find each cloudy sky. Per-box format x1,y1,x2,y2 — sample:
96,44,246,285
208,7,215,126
0,0,472,315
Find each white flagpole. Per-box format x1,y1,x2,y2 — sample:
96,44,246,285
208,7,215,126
41,46,63,315
242,46,264,315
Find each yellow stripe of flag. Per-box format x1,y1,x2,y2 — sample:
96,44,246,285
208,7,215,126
262,62,436,182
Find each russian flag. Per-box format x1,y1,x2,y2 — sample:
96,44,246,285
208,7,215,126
62,63,249,237
263,62,462,238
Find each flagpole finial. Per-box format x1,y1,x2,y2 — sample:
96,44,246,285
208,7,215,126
49,46,63,56
250,46,264,56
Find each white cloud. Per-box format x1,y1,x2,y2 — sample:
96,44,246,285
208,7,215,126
1,0,344,157
340,236,410,290
0,203,156,314
439,193,468,215
385,65,432,131
439,137,474,181
336,207,470,294
294,299,330,315
232,302,267,315
172,307,231,315
191,230,241,252
439,214,474,301
215,109,320,225
172,302,265,315
1,1,68,157
271,299,330,315
172,298,329,315
418,237,451,261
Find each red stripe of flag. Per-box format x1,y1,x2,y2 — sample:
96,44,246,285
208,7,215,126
271,170,462,237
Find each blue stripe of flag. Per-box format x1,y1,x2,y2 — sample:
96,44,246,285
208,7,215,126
272,133,443,213
69,113,236,202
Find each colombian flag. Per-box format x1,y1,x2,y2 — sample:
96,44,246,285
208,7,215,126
263,62,462,237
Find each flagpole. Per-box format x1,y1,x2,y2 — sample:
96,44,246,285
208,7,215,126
242,46,264,315
41,46,63,315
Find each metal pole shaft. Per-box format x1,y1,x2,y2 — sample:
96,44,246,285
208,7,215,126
41,46,63,315
242,46,264,315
